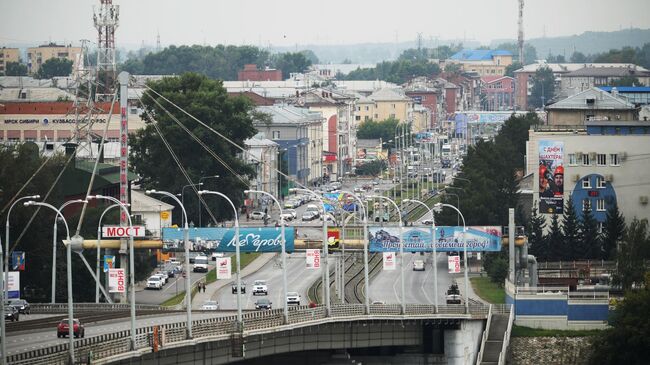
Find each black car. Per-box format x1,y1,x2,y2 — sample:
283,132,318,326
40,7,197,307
231,281,246,294
9,299,30,314
255,298,272,310
4,306,19,322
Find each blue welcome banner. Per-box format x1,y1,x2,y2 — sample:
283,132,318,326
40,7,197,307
368,226,502,252
162,227,295,253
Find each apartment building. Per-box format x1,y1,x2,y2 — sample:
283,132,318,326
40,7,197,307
27,43,81,75
0,47,20,75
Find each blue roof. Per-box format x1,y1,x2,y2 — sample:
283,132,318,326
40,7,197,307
450,49,513,61
598,86,650,93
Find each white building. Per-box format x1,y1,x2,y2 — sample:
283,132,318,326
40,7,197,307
244,137,279,197
131,190,174,238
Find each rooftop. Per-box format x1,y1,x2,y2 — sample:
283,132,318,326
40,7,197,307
254,105,323,125
598,86,650,93
565,67,650,78
450,49,512,61
515,62,649,74
368,87,410,102
546,87,636,110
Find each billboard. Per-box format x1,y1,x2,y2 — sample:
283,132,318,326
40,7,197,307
382,252,396,270
103,255,115,272
368,226,502,252
306,249,321,269
108,268,126,293
216,257,232,279
102,226,146,237
448,255,461,273
5,271,20,299
538,140,564,214
162,227,295,252
12,251,25,271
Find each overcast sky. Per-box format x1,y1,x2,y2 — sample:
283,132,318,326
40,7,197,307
2,0,649,48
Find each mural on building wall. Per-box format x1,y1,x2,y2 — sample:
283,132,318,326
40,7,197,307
538,140,564,214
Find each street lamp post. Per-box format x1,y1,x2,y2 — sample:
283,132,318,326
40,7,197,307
180,182,203,227
198,190,243,326
23,201,75,364
444,192,460,226
404,199,439,312
245,189,289,323
290,188,330,315
96,204,122,303
198,175,219,227
53,199,87,304
87,195,137,349
434,203,469,313
145,190,193,338
368,195,405,314
339,190,370,313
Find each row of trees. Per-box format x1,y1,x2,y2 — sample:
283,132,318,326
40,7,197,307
2,58,72,78
120,45,314,80
548,42,650,70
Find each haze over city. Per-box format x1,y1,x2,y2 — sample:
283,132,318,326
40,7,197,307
2,0,650,47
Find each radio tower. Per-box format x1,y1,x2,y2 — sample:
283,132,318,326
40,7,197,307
94,0,119,102
518,0,524,64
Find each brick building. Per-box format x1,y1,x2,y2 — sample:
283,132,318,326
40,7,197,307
238,64,283,82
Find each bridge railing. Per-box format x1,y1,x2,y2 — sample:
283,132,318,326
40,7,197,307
498,304,515,365
475,304,493,365
9,303,490,365
30,303,171,313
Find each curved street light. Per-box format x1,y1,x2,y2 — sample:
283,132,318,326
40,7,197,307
87,195,137,349
145,189,192,338
52,199,87,304
434,202,469,313
197,190,243,326
368,195,406,314
198,175,219,227
23,201,75,364
96,203,123,303
404,199,439,312
245,189,289,323
180,182,203,227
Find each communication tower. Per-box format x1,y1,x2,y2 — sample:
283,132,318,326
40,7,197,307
93,0,119,102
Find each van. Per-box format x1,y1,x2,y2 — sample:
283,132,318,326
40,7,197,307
193,255,209,272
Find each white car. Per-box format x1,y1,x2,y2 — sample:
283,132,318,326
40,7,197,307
211,252,224,261
280,212,294,221
252,280,268,296
250,211,267,220
200,300,219,310
413,259,425,271
193,255,209,272
146,276,163,290
155,271,169,284
421,219,433,226
286,291,301,305
285,209,297,219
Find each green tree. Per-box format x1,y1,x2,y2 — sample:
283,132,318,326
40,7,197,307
355,160,387,177
594,46,639,64
562,196,580,260
614,218,650,291
610,76,642,87
570,51,588,63
529,66,555,109
579,205,601,259
444,63,462,75
130,72,257,224
484,248,509,285
356,118,400,147
5,61,27,76
272,52,312,79
34,58,73,79
547,213,564,261
300,49,319,64
589,275,650,365
504,61,522,77
602,204,625,260
527,205,548,261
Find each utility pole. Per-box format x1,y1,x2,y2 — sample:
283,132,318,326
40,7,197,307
518,0,525,64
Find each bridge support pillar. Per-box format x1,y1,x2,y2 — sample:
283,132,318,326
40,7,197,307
443,319,484,365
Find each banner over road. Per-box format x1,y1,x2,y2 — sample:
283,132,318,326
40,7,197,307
162,227,295,253
368,226,502,252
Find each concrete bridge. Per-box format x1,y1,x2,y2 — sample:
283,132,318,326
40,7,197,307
8,303,513,365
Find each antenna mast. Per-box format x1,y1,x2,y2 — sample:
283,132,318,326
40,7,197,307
94,0,119,102
518,0,524,64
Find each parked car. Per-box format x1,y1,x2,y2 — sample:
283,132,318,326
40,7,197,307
413,259,425,271
286,209,297,219
250,211,267,220
255,298,272,310
252,280,268,296
302,211,318,221
147,275,163,290
280,212,294,221
286,292,301,305
200,300,219,310
231,281,246,294
57,318,85,338
4,306,19,322
9,299,30,314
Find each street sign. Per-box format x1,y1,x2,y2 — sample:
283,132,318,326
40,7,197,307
102,225,146,238
108,268,126,293
382,252,396,270
12,251,25,271
448,255,461,274
160,211,170,220
5,271,20,299
104,255,115,272
305,249,321,269
216,257,231,279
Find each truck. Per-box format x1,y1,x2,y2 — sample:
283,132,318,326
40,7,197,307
192,255,209,273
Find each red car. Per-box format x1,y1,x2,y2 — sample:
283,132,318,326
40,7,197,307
57,319,85,338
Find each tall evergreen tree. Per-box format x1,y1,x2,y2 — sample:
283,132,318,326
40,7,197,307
562,196,581,260
602,203,626,260
613,218,649,291
579,205,601,259
547,213,564,261
527,204,548,260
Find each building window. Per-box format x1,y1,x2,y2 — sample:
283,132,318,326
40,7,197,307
596,199,605,211
272,131,280,139
389,113,396,118
596,176,606,188
364,116,370,121
568,153,577,166
609,153,619,166
355,115,360,121
582,153,590,166
391,103,396,109
356,106,360,111
365,106,369,111
374,114,378,119
597,154,606,166
582,199,591,212
582,176,591,189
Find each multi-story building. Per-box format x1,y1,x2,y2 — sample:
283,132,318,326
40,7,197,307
253,105,324,187
545,87,637,126
598,86,650,106
244,137,279,198
0,47,20,75
238,64,283,82
527,121,650,232
447,49,513,77
26,43,82,75
560,66,650,97
481,76,515,111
